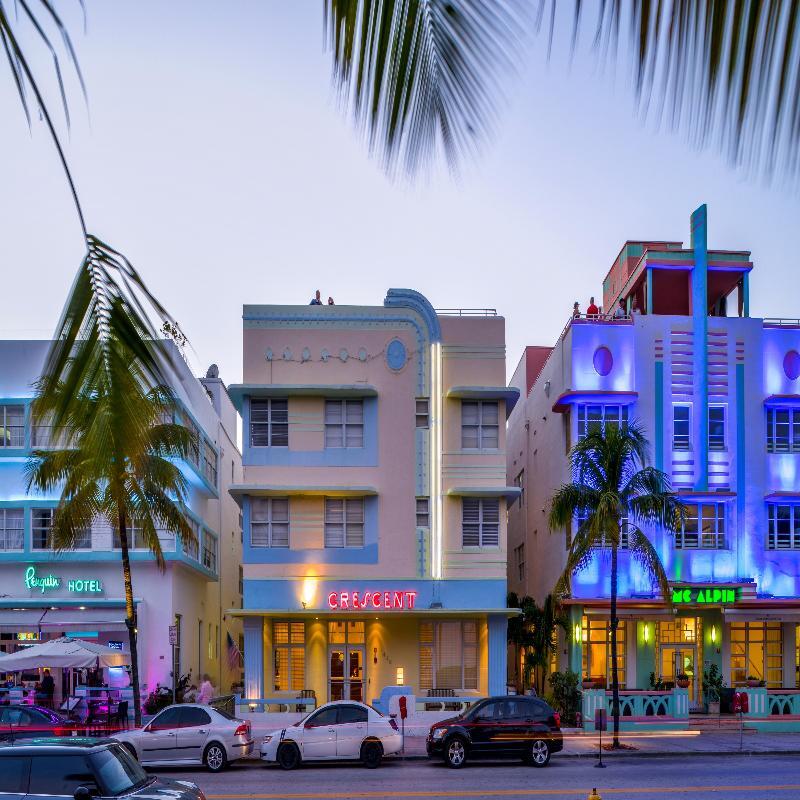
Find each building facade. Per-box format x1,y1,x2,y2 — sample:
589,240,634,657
230,290,517,707
508,206,800,707
0,340,243,701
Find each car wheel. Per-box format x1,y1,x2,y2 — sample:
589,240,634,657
361,740,383,769
277,742,301,771
204,742,228,773
444,736,467,769
527,739,551,768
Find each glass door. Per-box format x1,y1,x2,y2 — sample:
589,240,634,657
328,646,365,701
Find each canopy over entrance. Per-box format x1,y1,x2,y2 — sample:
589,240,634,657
0,636,129,670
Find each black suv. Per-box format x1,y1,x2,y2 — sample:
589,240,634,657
426,696,563,768
0,739,205,800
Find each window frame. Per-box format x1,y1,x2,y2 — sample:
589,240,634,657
461,497,500,548
674,503,726,549
708,405,726,451
0,508,24,551
767,503,800,550
415,398,429,429
578,404,629,441
672,404,691,451
0,404,25,449
461,400,500,450
250,398,289,448
324,399,364,449
416,497,430,528
273,620,305,692
324,497,365,548
419,620,478,691
767,407,800,454
250,497,289,548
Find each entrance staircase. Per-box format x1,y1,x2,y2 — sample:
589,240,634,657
688,713,756,732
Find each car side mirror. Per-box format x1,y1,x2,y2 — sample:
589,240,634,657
143,724,152,733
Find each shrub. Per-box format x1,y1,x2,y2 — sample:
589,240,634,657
548,670,582,727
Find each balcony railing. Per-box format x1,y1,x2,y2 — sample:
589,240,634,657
435,308,497,316
764,318,800,328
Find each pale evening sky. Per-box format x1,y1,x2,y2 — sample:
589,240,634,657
1,1,798,388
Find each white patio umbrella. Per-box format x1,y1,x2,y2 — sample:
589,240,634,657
0,637,129,670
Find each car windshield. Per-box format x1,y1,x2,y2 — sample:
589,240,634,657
90,746,150,796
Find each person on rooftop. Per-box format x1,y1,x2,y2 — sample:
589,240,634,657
310,290,322,305
327,296,335,305
613,299,627,319
572,301,581,319
631,296,642,315
587,296,599,317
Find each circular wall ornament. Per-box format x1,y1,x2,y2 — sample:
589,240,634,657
265,348,273,362
282,347,292,361
784,349,800,380
358,347,368,362
593,346,614,376
321,348,330,362
386,338,408,371
339,348,349,363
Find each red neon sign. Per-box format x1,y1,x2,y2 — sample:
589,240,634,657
327,590,417,611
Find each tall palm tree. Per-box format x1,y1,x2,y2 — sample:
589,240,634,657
549,421,683,748
26,297,197,727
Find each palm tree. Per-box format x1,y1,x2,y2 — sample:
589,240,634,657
26,299,197,727
549,421,683,748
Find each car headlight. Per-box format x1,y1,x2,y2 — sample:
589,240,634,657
262,735,273,744
431,728,446,740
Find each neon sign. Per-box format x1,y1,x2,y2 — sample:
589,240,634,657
24,566,103,594
671,587,737,605
327,590,417,611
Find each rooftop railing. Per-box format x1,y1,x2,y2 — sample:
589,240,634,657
435,308,497,316
763,318,800,328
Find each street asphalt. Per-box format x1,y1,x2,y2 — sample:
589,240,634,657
154,753,800,799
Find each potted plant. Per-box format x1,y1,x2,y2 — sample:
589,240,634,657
582,677,602,690
703,663,725,714
676,672,690,688
648,672,665,691
746,675,765,688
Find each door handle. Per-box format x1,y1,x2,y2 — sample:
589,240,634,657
167,732,176,736
327,727,335,732
198,729,208,734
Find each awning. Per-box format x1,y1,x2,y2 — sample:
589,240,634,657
446,386,520,417
447,486,522,500
229,485,378,504
0,610,48,634
228,608,521,619
723,607,800,623
552,390,638,413
39,608,128,632
228,384,378,412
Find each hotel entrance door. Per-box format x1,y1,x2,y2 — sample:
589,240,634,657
658,618,701,708
329,646,365,701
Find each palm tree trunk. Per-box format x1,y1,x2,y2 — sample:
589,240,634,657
119,510,142,727
610,542,620,748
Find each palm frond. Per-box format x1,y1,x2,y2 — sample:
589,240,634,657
570,0,800,186
626,525,671,601
324,0,526,177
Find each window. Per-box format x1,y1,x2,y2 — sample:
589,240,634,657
202,533,217,572
337,704,368,724
461,401,499,449
113,519,173,551
238,565,244,595
184,516,200,559
183,415,201,467
581,617,626,688
0,405,24,448
673,405,691,450
273,621,305,692
203,440,218,486
28,754,97,796
324,498,364,548
250,399,288,447
514,543,526,582
325,399,364,448
180,706,212,727
31,508,54,550
675,503,726,549
767,408,800,453
250,498,289,548
576,512,630,549
416,498,429,527
462,498,500,547
419,620,478,690
708,406,725,450
513,470,525,505
416,398,429,428
578,404,628,440
306,706,337,728
31,413,69,449
0,755,28,793
150,706,182,731
767,504,800,550
0,508,23,551
730,622,783,688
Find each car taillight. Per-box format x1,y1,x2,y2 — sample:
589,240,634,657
234,723,249,737
552,712,561,728
389,718,399,732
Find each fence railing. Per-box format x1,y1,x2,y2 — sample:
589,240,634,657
435,308,497,317
763,318,800,328
582,688,689,729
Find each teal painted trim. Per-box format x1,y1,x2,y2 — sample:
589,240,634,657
743,272,750,317
0,598,140,609
646,267,653,314
636,622,655,689
384,288,441,342
736,363,746,578
691,205,709,491
654,361,664,472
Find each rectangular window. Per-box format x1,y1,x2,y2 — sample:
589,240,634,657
415,399,429,428
202,533,217,572
324,399,364,448
183,415,201,467
673,405,691,450
250,399,288,447
324,498,365,548
419,620,478,690
708,406,725,451
578,404,629,441
273,621,305,692
184,516,200,560
31,413,70,449
730,621,783,688
767,408,800,453
515,543,526,582
581,617,626,688
0,509,24,551
31,508,54,550
462,498,500,547
675,503,726,549
513,470,525,505
238,565,244,596
576,512,629,548
202,440,218,487
416,498,430,527
461,401,499,449
113,519,174,551
0,405,25,448
767,504,800,550
250,497,289,548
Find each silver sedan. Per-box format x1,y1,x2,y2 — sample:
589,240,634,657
114,703,253,772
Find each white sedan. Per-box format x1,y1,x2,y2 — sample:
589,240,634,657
260,701,401,769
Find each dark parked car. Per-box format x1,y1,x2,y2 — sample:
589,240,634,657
0,705,76,740
426,696,563,768
0,739,206,800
